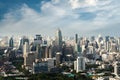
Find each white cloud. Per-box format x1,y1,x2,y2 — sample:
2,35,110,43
69,0,98,9
0,0,120,36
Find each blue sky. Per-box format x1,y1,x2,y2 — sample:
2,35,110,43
0,0,120,36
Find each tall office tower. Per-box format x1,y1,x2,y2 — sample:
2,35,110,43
75,41,81,53
45,46,53,58
97,34,103,43
23,41,36,68
23,42,29,57
74,34,81,55
117,37,120,52
33,34,42,60
48,47,53,58
36,35,42,40
24,52,36,67
9,37,14,48
19,36,29,52
114,61,120,77
55,28,62,51
75,34,78,43
105,36,110,52
76,56,85,72
56,52,62,66
90,36,95,42
110,43,118,52
34,34,42,45
74,56,85,73
36,44,42,60
23,41,29,66
41,40,47,58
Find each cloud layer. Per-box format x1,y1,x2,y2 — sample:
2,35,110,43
0,0,120,36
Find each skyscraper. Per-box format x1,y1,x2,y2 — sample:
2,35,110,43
56,52,62,66
9,37,14,48
55,28,62,51
23,42,29,57
19,36,29,52
23,41,36,67
34,34,42,45
74,56,85,73
36,44,42,60
23,41,29,66
74,34,81,54
105,36,110,52
114,61,120,77
75,34,78,44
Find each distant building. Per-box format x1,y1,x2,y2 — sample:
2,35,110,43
45,46,54,58
90,36,95,42
35,44,42,60
74,56,85,73
9,37,14,48
110,43,118,52
33,58,55,74
114,61,120,77
33,61,48,74
19,36,29,52
105,36,110,52
32,34,48,60
23,42,29,57
75,34,78,44
34,34,42,45
23,42,36,69
74,61,77,71
55,29,62,51
24,52,36,69
74,34,81,56
56,52,62,66
47,58,55,71
62,45,74,61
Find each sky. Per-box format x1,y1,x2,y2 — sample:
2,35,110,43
0,0,120,37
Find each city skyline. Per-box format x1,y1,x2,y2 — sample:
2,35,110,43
0,0,120,36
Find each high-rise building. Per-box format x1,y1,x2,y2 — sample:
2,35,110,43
75,43,81,53
90,36,95,42
19,36,29,52
33,61,48,74
118,37,120,52
45,46,53,58
23,41,36,69
55,29,62,51
36,44,42,60
56,52,62,66
74,34,81,57
114,61,120,77
75,34,78,44
9,37,14,48
105,36,110,52
23,41,29,66
24,52,36,68
74,56,85,73
23,42,29,57
33,58,55,74
34,34,42,45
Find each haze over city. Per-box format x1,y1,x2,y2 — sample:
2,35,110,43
0,0,120,36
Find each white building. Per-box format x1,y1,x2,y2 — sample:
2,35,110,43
24,52,36,68
23,42,29,57
74,56,85,73
74,61,77,71
23,42,36,69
